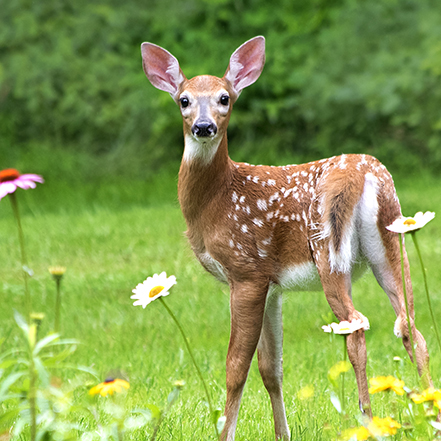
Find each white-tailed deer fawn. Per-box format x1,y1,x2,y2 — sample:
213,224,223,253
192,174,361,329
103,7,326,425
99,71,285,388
141,36,433,440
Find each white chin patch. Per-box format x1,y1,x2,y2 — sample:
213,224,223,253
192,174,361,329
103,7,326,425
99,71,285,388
183,134,221,165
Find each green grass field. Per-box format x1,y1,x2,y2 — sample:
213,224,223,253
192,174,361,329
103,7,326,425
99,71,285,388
1,171,441,440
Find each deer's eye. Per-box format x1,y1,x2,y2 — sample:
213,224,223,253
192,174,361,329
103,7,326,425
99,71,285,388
220,95,229,106
180,97,189,108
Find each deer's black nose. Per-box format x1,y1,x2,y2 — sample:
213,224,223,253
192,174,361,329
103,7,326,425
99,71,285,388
192,122,217,137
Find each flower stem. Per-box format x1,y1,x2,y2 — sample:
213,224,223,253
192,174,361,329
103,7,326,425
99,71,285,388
28,325,37,441
341,337,347,420
54,277,62,334
159,298,219,438
9,192,31,320
399,233,417,380
411,232,441,353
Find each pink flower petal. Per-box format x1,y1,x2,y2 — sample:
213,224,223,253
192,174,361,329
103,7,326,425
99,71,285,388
15,180,37,190
18,174,44,183
0,182,18,199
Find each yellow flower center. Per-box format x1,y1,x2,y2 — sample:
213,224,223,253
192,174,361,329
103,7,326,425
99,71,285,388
0,168,20,183
149,285,164,297
403,218,417,226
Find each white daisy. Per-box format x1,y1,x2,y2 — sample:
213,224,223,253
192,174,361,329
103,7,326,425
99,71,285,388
131,272,177,308
322,318,370,335
386,211,435,234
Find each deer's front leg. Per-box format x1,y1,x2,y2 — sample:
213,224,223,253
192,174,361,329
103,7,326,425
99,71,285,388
221,279,268,441
257,286,290,440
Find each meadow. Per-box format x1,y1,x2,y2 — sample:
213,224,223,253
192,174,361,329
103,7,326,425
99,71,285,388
1,169,441,440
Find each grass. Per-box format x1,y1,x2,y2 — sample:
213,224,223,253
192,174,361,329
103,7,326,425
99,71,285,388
1,170,441,439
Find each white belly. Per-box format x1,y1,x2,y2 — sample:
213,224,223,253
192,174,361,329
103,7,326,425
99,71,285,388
278,262,323,292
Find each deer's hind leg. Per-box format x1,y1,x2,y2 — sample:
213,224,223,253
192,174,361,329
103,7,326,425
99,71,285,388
369,228,433,388
361,172,432,388
317,256,372,416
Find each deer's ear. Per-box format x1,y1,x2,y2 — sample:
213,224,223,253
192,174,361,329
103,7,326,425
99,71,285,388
224,36,265,97
141,43,186,100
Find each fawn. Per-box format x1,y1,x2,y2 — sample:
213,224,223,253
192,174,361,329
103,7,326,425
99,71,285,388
141,36,433,440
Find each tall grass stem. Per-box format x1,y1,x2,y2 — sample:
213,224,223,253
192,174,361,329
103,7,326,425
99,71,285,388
54,278,62,334
399,233,417,381
341,337,347,421
411,232,441,353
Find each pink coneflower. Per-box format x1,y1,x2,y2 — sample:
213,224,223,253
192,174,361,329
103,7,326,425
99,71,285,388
0,168,44,200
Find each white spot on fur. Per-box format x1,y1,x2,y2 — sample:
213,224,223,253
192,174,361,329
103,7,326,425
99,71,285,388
257,246,268,259
257,199,268,211
253,218,264,227
232,192,238,203
241,224,248,233
268,179,276,186
262,237,272,246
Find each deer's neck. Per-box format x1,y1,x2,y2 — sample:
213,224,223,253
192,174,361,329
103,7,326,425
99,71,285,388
178,134,232,224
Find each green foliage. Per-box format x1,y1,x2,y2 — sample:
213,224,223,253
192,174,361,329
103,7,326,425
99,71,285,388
1,0,441,177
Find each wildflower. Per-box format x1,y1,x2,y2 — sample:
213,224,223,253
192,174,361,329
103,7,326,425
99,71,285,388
322,318,370,335
340,425,371,440
174,380,186,389
368,376,405,396
48,266,66,280
89,378,130,397
411,387,441,409
328,361,352,381
386,211,435,234
368,416,401,437
131,272,177,308
297,384,314,400
0,168,44,200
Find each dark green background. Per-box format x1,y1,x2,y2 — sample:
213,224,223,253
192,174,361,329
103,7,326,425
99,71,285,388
2,0,441,182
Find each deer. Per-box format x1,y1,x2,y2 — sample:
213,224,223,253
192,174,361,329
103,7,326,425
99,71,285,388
140,36,433,440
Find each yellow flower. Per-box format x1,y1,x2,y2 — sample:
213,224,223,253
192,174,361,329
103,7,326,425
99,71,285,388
386,211,435,234
131,272,177,308
411,387,441,409
48,266,66,281
368,376,405,396
174,380,186,389
340,426,371,440
328,361,352,381
89,378,130,397
368,416,401,437
297,384,314,400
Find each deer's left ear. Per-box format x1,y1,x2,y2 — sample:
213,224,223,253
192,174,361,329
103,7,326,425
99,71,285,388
224,36,265,97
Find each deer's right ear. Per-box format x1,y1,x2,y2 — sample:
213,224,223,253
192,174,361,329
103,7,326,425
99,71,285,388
141,43,186,100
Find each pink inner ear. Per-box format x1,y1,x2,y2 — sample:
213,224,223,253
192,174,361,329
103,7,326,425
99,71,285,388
141,43,185,96
225,37,265,94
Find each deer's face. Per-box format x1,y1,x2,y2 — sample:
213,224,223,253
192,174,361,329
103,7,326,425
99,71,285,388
177,75,234,142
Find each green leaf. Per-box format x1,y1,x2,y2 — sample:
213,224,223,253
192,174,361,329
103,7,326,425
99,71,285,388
33,333,60,356
0,371,27,399
330,392,341,414
34,356,50,388
14,310,29,335
146,404,161,421
216,415,226,433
